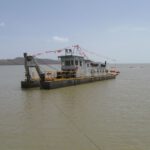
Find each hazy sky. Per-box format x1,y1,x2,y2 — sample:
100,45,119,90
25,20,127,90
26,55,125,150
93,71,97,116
0,0,150,63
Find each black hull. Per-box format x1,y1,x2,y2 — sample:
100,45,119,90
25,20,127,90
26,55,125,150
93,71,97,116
40,74,116,89
21,74,116,89
21,80,40,88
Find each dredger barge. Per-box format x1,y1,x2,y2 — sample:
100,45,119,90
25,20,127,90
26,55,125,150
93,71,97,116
21,45,119,89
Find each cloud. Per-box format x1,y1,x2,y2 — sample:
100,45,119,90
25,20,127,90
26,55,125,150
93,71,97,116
52,36,69,43
108,26,129,32
132,27,147,31
108,26,149,33
0,22,5,27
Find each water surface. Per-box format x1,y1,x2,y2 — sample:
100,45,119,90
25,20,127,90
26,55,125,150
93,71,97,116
0,64,150,150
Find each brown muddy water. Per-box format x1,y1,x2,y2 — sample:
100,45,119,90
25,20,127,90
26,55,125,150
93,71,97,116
0,64,150,150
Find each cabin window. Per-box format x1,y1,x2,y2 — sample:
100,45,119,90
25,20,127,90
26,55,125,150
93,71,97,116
71,60,74,65
75,60,78,65
80,61,82,66
65,60,70,66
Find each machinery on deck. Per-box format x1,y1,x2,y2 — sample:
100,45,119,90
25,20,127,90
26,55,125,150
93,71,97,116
21,53,43,88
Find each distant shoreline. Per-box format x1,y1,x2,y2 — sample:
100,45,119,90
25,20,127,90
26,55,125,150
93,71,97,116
0,57,59,65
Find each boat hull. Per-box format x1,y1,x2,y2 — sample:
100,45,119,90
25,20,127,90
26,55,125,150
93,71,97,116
40,74,116,89
21,80,40,88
